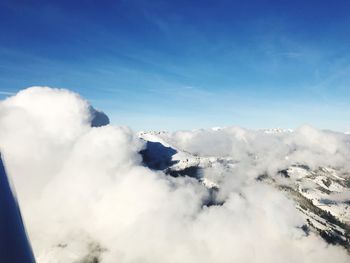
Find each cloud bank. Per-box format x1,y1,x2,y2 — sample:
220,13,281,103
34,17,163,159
0,87,349,262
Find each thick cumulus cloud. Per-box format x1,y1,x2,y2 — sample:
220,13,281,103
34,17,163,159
0,87,349,262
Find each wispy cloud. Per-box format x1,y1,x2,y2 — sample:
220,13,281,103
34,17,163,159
0,90,15,96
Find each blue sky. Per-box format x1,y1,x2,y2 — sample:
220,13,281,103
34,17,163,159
1,0,350,131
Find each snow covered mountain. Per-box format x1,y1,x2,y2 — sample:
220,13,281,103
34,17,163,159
139,130,350,252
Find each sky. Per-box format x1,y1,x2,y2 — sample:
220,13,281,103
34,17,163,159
0,0,350,131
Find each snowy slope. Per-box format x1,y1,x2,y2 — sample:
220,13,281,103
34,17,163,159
139,131,350,251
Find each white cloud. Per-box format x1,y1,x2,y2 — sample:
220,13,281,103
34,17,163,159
0,87,349,262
